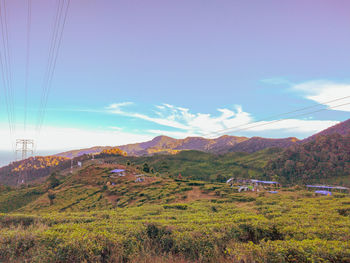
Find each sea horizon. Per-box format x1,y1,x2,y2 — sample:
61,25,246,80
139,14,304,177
0,150,56,168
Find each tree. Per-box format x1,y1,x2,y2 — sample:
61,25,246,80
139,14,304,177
48,192,56,205
143,163,150,173
216,174,225,183
48,173,60,189
100,147,127,157
271,174,279,183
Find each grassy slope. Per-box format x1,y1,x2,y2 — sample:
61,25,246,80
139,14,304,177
0,161,240,213
0,190,349,262
0,159,349,262
107,148,282,181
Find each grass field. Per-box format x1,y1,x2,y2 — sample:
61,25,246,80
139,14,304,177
0,161,349,262
0,192,349,262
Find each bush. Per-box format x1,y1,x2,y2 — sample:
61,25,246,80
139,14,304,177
163,204,188,210
47,173,60,189
226,239,350,263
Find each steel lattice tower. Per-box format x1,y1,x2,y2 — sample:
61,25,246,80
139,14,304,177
16,139,34,160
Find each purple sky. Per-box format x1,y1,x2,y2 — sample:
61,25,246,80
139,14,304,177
0,0,349,152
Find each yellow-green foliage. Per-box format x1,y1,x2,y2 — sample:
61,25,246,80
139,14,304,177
100,147,127,156
0,191,349,262
0,164,349,262
0,187,44,212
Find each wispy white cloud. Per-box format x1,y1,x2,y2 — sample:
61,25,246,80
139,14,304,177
107,103,189,130
106,102,339,138
106,102,134,113
107,103,253,135
293,80,350,112
0,99,341,152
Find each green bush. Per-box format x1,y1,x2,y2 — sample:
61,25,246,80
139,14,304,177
163,203,188,210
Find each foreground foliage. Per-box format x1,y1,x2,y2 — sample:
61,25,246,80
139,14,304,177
0,190,349,262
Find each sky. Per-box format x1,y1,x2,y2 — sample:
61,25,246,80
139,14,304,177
0,0,349,154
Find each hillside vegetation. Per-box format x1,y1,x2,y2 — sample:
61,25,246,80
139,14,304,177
0,184,349,262
100,148,282,182
1,161,265,214
228,137,298,153
55,134,294,158
0,145,349,262
302,118,350,143
266,134,350,185
1,133,349,187
0,156,71,186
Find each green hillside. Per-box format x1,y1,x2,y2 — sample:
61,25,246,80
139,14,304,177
266,134,350,185
0,135,349,262
0,185,349,262
0,162,228,213
103,148,282,182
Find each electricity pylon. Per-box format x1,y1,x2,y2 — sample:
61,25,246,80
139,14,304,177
16,139,34,160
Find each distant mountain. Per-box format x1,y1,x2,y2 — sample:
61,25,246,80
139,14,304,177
56,135,249,158
2,119,349,186
54,118,350,158
302,118,350,143
227,137,299,154
118,135,249,155
228,118,350,154
56,146,115,158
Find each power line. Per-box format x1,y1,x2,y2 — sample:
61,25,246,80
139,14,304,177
36,0,63,133
36,0,70,135
23,0,32,131
203,96,350,138
0,0,15,152
205,101,350,138
39,0,70,130
3,0,14,135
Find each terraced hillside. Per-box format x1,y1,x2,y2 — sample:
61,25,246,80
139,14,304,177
100,148,282,182
0,184,349,262
0,162,236,213
0,148,280,186
0,156,349,262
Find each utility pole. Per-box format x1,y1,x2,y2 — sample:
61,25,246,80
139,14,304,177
16,139,34,160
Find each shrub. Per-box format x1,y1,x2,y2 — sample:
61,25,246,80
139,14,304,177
163,204,188,210
47,173,60,189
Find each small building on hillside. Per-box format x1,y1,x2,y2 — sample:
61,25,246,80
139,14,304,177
135,174,145,182
226,178,234,185
226,178,252,187
110,169,126,177
306,185,349,194
226,178,280,192
135,177,145,183
238,186,254,192
251,180,280,187
315,190,332,196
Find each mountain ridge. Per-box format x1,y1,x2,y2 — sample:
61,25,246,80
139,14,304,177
55,118,350,158
0,118,349,186
56,135,250,158
301,118,350,143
